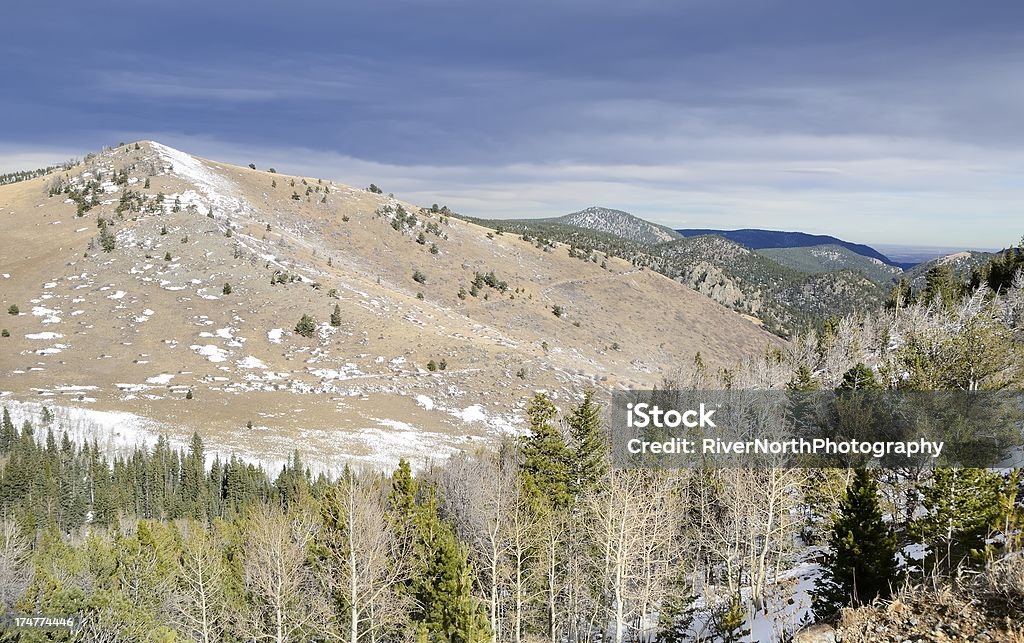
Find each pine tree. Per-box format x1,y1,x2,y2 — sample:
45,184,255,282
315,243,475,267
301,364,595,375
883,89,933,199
913,467,1006,570
180,432,211,522
0,407,14,453
329,304,342,327
712,594,750,643
838,363,882,391
813,468,898,620
519,393,573,511
295,314,316,338
923,264,961,309
410,488,491,642
566,389,607,499
786,365,820,391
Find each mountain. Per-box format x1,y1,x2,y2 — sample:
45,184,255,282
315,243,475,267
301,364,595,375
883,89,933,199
756,244,903,285
0,142,780,470
550,206,683,244
453,211,889,336
646,236,887,335
901,250,995,290
678,228,897,267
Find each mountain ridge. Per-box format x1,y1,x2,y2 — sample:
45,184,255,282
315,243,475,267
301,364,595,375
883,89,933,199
678,228,898,267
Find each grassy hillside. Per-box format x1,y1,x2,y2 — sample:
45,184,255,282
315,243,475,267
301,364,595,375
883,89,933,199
0,141,779,469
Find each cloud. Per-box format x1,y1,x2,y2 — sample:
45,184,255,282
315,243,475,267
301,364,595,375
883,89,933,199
0,146,82,174
4,0,1024,247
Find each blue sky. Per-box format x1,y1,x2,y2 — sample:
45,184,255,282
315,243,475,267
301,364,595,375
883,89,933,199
3,0,1023,248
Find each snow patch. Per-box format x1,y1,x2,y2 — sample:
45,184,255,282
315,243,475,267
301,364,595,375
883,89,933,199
190,344,229,363
26,332,63,340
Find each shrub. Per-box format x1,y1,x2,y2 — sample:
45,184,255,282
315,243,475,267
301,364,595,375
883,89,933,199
7,305,19,315
438,358,447,371
412,270,427,284
164,252,172,261
248,163,256,170
295,314,316,338
268,168,277,173
417,292,424,300
1,329,9,337
329,304,342,327
516,367,526,379
430,243,439,255
552,305,564,318
185,389,193,400
368,183,383,194
222,283,232,295
426,360,438,372
159,225,167,235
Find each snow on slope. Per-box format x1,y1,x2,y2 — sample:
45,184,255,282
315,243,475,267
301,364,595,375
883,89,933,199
150,142,253,216
556,206,681,244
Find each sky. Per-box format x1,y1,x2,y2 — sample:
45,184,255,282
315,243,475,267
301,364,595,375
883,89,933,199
3,0,1024,248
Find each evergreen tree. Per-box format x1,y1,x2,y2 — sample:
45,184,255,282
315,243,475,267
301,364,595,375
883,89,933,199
410,488,491,642
923,264,961,309
837,363,882,391
519,393,573,511
0,407,14,453
329,303,342,327
180,432,211,522
786,365,820,391
295,314,317,338
913,467,1006,570
565,389,607,499
813,468,899,620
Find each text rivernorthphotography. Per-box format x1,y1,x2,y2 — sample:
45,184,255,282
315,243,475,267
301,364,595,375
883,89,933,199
627,436,945,459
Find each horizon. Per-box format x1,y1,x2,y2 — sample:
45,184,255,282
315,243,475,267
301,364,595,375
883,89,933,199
4,0,1024,248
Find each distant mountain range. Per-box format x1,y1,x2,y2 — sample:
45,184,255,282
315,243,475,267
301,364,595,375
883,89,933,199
453,207,1009,336
677,228,899,267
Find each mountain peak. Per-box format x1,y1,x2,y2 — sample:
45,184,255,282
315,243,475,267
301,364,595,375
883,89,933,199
554,206,682,244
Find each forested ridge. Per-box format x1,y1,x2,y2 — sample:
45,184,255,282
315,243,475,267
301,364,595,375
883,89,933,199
0,252,1023,642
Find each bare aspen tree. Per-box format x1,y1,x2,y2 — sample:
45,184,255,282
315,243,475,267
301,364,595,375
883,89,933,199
441,447,519,643
0,518,30,610
632,472,684,642
589,469,655,643
536,510,565,643
505,482,537,643
314,470,412,643
241,507,325,642
175,524,227,643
